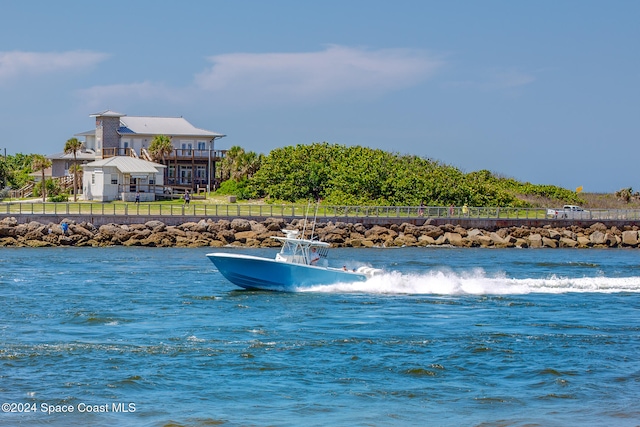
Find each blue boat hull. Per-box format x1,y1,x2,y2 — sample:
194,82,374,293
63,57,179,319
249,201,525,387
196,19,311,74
206,252,367,291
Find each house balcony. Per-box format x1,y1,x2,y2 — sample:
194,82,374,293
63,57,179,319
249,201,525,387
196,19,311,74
101,148,226,162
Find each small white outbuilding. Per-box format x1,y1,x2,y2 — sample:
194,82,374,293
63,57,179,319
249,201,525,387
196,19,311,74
83,157,166,202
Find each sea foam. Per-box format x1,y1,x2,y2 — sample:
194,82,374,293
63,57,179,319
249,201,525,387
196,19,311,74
299,269,640,295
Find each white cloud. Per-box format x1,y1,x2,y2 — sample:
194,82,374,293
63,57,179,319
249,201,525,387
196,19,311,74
194,45,445,104
75,45,445,111
0,51,109,84
77,81,182,110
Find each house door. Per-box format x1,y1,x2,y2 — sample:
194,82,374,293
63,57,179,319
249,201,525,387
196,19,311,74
180,167,192,185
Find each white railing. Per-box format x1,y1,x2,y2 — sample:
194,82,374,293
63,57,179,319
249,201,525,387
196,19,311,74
2,203,640,221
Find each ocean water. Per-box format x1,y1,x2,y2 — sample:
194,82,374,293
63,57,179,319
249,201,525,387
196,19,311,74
1,246,639,427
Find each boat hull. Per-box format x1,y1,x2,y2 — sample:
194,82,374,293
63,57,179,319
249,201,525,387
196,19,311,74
206,252,367,291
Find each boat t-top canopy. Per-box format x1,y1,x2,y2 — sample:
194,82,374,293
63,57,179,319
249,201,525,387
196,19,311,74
272,229,330,266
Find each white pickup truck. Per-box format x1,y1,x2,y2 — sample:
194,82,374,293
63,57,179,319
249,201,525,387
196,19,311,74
546,205,591,219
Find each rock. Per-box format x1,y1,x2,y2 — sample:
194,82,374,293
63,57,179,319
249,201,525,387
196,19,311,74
589,223,607,233
178,222,199,231
590,231,606,245
218,229,236,243
489,232,505,245
0,217,18,226
264,217,286,231
25,239,53,247
230,218,251,232
476,235,493,247
423,225,444,239
577,236,591,247
394,234,417,246
527,234,543,248
559,237,578,248
70,224,95,238
467,229,484,238
0,225,16,237
418,235,436,245
234,230,258,243
622,230,639,246
0,237,18,246
250,221,267,234
444,232,463,246
548,230,562,240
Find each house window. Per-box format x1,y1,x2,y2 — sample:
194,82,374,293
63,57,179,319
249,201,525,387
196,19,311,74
197,141,206,150
168,166,175,177
196,166,206,179
111,176,118,185
180,166,192,184
181,142,193,155
149,178,155,185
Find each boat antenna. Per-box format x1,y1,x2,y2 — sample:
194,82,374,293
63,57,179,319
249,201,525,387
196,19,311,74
310,200,319,240
301,200,311,239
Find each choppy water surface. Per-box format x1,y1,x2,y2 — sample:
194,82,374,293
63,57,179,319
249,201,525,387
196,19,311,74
1,247,639,426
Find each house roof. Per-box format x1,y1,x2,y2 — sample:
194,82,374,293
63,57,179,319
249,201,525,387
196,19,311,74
118,116,225,138
84,156,166,174
47,150,96,161
75,129,96,137
90,110,126,118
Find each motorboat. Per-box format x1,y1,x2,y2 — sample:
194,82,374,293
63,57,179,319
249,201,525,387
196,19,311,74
206,229,382,291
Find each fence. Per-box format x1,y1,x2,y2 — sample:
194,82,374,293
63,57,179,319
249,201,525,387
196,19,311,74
2,202,640,221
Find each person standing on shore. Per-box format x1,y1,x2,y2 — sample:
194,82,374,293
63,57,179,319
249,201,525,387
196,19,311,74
184,190,190,205
135,192,140,203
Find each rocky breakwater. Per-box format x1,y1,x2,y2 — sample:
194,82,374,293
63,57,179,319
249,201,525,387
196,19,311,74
1,216,640,249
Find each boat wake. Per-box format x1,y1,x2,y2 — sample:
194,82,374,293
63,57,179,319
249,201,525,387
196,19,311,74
297,268,640,295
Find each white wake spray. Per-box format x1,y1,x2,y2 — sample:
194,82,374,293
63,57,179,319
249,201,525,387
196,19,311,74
298,268,640,295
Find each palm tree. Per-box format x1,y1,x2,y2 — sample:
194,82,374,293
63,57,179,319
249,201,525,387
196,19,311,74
149,135,174,186
64,137,85,201
148,135,173,163
32,154,51,202
222,146,263,181
69,163,83,196
221,146,246,181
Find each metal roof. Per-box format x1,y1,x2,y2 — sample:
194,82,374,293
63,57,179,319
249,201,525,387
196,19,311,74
47,150,96,161
118,116,225,138
90,110,126,118
84,156,166,174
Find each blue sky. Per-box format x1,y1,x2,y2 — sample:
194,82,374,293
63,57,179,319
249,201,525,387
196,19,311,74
0,0,638,193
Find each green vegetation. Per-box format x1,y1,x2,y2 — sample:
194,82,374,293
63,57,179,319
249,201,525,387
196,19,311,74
248,143,583,207
0,153,35,189
31,155,51,203
148,135,173,162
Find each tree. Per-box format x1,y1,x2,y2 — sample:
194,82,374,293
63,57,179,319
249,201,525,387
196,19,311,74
69,163,83,196
148,135,173,163
32,154,51,202
64,137,84,201
0,154,7,189
221,146,262,181
148,135,173,185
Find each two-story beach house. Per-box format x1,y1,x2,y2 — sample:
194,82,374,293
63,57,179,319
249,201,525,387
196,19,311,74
80,110,226,202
